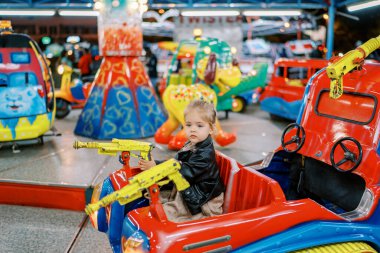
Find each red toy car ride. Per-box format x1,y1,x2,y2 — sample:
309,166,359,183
83,36,380,253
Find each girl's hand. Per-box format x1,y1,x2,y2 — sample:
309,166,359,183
138,157,156,170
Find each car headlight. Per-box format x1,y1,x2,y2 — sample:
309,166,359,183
122,235,145,253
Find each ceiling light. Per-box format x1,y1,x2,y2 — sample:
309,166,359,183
58,10,99,16
347,0,380,12
0,9,55,16
94,1,103,10
243,10,301,16
181,10,240,17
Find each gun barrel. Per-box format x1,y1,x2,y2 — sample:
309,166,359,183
73,139,155,158
360,35,380,56
73,140,100,150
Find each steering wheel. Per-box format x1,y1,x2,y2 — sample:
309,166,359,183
330,137,362,173
281,123,306,153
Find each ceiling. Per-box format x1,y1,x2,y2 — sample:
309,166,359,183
0,0,365,9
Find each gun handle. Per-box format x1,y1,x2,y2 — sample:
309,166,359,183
168,172,190,191
140,151,152,161
329,77,343,99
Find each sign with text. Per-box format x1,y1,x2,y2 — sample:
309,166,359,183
174,16,243,53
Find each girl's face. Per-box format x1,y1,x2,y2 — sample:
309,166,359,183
184,111,213,145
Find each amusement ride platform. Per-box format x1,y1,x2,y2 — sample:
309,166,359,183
0,106,288,252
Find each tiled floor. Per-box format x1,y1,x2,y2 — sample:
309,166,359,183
0,104,290,253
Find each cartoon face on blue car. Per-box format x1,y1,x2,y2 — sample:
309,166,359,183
0,87,45,117
0,72,45,118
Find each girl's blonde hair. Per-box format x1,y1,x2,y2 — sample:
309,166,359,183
184,100,216,127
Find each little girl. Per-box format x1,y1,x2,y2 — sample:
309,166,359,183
139,100,225,222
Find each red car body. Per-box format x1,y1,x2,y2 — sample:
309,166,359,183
120,60,380,252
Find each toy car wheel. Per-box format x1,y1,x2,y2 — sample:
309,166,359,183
38,136,44,145
281,123,305,153
55,98,72,119
232,97,246,113
330,137,362,173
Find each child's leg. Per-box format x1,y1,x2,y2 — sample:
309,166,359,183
163,190,193,222
199,192,224,217
163,192,225,222
159,187,176,204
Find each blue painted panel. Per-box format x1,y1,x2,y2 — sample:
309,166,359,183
238,90,254,105
260,97,301,121
97,178,113,233
135,86,166,137
108,201,125,253
74,85,104,138
75,84,166,139
70,81,86,100
99,85,141,139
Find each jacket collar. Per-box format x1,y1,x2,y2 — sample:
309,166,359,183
195,134,213,149
182,135,212,151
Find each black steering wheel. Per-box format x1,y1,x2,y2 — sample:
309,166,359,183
281,123,306,153
330,137,362,173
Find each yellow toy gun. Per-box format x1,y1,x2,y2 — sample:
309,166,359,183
85,159,190,215
73,138,154,160
326,35,380,99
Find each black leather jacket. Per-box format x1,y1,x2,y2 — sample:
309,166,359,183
175,135,225,215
